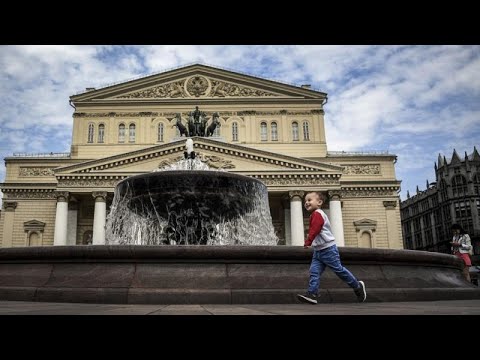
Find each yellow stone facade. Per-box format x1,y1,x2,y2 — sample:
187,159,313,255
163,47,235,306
0,64,402,248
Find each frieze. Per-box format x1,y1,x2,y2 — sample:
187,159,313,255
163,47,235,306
74,112,163,118
19,167,55,177
58,179,121,187
3,192,56,199
197,154,235,169
311,109,324,114
259,178,338,186
339,189,396,197
208,80,277,97
343,165,381,175
117,80,187,99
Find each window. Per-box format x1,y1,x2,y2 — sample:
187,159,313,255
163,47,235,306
129,123,136,142
439,180,448,202
303,121,310,140
260,122,267,141
474,173,480,195
88,123,94,143
292,122,299,141
98,124,105,143
451,175,467,197
271,122,278,141
118,124,125,143
158,123,164,142
232,122,238,141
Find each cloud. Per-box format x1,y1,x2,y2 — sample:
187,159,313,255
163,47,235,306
0,45,479,209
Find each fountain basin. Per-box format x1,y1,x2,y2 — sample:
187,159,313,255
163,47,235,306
117,170,264,220
0,246,478,304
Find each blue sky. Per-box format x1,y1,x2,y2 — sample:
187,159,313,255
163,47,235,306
1,45,479,206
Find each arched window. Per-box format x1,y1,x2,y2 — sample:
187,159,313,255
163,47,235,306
292,122,299,141
129,123,136,142
303,121,310,141
232,122,238,141
87,123,94,143
452,175,467,197
158,123,164,142
260,122,267,141
271,122,278,141
118,124,125,143
98,124,105,143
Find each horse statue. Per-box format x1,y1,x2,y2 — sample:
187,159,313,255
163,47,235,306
174,113,188,137
206,112,221,137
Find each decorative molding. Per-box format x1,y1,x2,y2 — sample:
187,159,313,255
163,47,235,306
288,111,313,115
92,191,108,201
186,75,210,97
353,218,377,232
23,220,46,232
328,191,342,201
59,179,121,187
237,111,257,116
3,201,18,211
339,189,397,197
117,80,187,99
343,165,381,175
208,80,277,97
197,154,235,169
311,109,324,114
383,201,397,209
259,177,338,186
3,190,56,199
288,190,305,200
54,191,69,202
19,167,55,177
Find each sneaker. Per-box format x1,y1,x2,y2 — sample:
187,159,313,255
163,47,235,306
297,292,318,304
354,281,367,302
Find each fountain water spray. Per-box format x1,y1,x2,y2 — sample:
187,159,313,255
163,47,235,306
105,138,278,246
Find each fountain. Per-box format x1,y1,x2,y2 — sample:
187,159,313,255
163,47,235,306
0,134,478,304
105,138,278,246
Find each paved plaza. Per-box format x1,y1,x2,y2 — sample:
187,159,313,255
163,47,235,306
0,299,479,315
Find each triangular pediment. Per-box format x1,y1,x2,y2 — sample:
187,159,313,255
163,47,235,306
55,137,343,176
24,220,46,227
353,218,378,227
70,64,326,102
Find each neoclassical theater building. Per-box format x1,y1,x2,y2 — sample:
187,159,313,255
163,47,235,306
0,64,402,248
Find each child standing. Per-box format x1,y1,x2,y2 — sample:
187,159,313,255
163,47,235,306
297,191,367,304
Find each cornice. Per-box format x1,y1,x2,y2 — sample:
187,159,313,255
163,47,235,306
55,137,343,174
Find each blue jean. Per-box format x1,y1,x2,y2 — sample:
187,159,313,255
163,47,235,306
308,244,359,295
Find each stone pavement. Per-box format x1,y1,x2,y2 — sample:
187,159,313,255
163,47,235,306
0,299,479,315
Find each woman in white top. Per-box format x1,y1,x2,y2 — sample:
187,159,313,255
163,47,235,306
450,223,473,282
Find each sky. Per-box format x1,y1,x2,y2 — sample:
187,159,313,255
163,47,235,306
0,45,479,207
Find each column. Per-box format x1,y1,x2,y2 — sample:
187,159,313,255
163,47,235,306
384,200,401,249
53,191,69,246
328,191,345,247
2,202,17,247
92,191,107,245
67,199,78,246
289,190,305,246
282,195,291,245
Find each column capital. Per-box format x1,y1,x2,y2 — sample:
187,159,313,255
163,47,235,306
288,190,305,201
54,191,69,202
3,201,17,211
328,191,342,201
92,191,108,202
383,201,397,209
